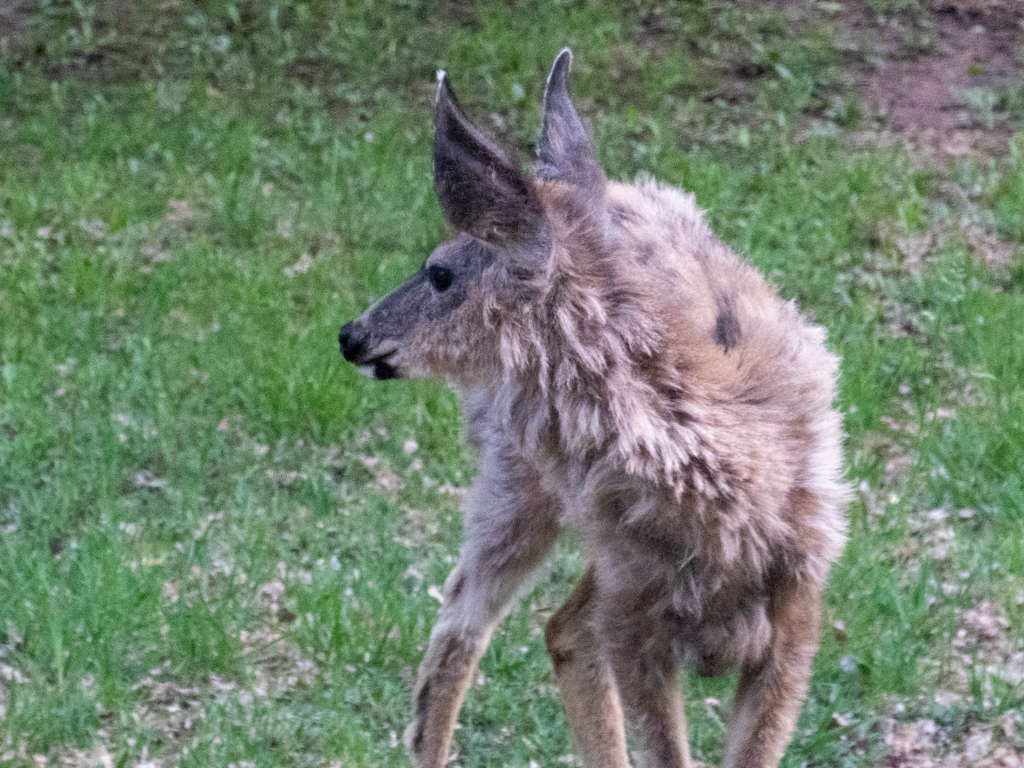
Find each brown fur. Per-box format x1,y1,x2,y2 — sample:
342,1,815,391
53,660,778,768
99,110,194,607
338,50,849,768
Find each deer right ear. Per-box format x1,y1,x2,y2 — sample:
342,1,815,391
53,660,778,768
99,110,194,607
433,73,545,250
537,49,604,190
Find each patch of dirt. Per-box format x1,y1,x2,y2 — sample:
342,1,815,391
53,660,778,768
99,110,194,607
853,1,1024,160
884,714,1024,767
0,0,32,44
881,583,1024,766
875,212,1019,276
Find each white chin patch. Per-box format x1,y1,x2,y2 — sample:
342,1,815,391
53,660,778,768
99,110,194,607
357,365,377,379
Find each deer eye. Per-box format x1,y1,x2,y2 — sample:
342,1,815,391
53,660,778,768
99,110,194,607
427,265,454,292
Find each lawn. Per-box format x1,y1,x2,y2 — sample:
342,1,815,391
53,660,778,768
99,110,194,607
1,1,1023,766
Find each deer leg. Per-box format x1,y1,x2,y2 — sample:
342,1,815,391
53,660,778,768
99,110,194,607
598,588,692,768
545,565,631,768
722,579,822,768
405,442,561,768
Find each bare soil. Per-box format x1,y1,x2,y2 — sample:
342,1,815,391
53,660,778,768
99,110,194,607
855,0,1024,158
0,0,31,45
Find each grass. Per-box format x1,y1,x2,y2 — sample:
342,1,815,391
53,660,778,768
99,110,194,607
1,1,1023,766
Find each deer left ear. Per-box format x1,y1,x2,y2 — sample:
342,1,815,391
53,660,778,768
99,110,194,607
537,49,604,190
433,73,545,250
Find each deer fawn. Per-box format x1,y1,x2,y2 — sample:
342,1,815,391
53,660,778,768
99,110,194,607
338,50,849,768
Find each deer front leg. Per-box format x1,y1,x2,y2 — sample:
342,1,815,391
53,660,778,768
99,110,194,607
722,579,823,768
405,442,561,768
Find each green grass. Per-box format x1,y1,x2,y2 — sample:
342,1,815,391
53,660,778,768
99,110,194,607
1,1,1023,766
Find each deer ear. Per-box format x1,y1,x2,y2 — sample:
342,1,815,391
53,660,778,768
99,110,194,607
537,49,604,189
433,73,545,249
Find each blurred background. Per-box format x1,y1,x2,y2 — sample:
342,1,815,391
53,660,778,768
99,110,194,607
1,1,1023,765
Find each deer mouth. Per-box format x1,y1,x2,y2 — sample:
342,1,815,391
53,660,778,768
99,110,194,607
358,353,402,381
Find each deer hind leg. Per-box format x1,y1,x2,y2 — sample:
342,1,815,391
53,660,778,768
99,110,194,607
545,565,630,768
598,587,692,768
722,579,823,768
405,441,561,768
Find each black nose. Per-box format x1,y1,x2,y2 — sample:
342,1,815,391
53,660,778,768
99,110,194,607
338,322,365,363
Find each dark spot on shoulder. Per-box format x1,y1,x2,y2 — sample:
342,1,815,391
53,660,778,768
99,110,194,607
714,294,741,353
